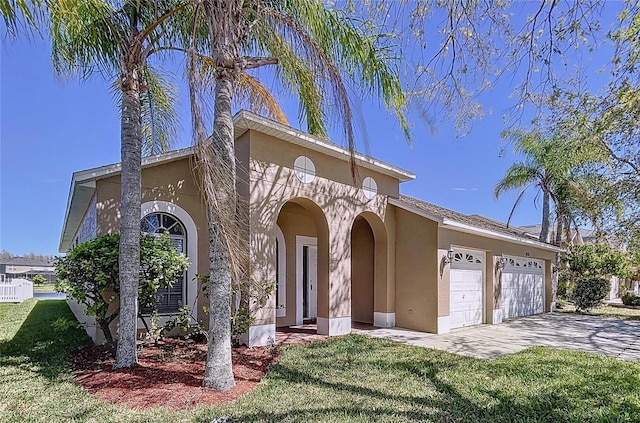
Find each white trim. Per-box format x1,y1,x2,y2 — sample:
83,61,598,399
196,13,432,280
437,315,451,334
373,312,395,328
275,225,286,318
296,236,317,325
388,198,444,223
317,316,351,336
442,219,564,252
239,323,276,347
550,301,556,312
140,201,198,322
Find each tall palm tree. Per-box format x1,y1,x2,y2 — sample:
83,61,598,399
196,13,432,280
49,0,187,368
494,134,557,243
186,0,409,391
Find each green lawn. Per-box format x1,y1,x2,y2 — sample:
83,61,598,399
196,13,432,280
1,300,639,422
32,283,58,294
557,303,640,321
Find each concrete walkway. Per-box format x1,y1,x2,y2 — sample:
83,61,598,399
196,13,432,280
365,313,640,360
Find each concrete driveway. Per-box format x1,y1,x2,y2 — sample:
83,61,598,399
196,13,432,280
365,313,640,360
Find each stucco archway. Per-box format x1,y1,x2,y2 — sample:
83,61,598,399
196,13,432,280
350,211,390,327
275,197,330,333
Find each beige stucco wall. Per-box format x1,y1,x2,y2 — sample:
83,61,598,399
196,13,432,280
394,208,439,333
247,129,398,327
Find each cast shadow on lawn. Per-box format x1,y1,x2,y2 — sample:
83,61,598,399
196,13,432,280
0,299,90,380
222,336,640,423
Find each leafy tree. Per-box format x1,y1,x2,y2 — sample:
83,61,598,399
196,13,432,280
49,0,185,368
185,0,409,391
31,274,47,286
566,244,632,281
55,233,189,344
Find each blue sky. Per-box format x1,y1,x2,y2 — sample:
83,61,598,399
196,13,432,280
0,5,616,256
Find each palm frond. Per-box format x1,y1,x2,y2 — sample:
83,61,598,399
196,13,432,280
494,162,539,199
236,72,288,125
1,0,43,36
140,66,180,156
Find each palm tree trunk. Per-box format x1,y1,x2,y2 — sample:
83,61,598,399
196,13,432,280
539,191,550,243
203,73,236,391
114,62,142,369
555,208,564,247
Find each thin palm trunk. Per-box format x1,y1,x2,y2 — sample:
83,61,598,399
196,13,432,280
114,58,143,368
555,208,564,247
203,74,236,391
539,191,550,242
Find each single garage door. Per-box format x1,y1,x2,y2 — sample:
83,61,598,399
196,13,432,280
502,256,545,320
450,249,485,329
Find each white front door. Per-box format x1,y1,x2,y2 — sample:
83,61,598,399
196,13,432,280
296,236,318,324
450,248,485,329
501,256,545,319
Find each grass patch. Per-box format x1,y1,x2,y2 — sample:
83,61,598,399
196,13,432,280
33,284,58,294
557,304,640,321
1,300,639,422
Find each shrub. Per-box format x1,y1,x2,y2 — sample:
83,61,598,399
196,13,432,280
572,277,610,312
622,291,640,307
55,233,189,344
31,274,47,286
557,269,575,300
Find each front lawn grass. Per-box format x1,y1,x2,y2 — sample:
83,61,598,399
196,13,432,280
33,283,58,294
557,303,640,321
1,299,639,422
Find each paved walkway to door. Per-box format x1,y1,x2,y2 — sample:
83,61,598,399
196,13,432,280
364,313,640,360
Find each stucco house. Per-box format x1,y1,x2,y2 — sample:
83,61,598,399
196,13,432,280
0,257,57,283
60,110,562,346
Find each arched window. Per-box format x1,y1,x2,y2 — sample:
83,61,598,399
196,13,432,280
141,212,186,313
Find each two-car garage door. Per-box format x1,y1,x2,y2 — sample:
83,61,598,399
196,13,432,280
501,256,545,320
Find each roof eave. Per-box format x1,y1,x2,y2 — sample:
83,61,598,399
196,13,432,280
233,110,416,182
388,198,444,223
441,219,565,253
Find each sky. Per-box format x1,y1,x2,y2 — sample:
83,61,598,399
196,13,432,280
0,4,617,256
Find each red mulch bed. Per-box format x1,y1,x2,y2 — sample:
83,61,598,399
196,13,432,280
71,339,279,410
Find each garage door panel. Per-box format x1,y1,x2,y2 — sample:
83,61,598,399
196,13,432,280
450,249,485,329
501,256,544,320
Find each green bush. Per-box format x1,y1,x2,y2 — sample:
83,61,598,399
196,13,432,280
622,291,640,307
572,277,610,312
557,269,575,300
55,233,189,344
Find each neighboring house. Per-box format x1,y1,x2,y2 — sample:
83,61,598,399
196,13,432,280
59,110,562,346
0,257,57,283
518,223,597,246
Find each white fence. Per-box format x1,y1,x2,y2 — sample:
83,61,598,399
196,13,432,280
0,278,33,303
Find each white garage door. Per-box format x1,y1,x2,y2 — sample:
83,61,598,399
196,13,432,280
450,249,485,329
501,256,545,320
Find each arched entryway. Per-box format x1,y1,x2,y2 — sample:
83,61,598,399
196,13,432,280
350,212,389,327
275,198,329,332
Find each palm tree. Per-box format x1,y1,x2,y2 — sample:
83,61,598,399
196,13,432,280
186,0,409,391
49,0,187,368
495,134,557,243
